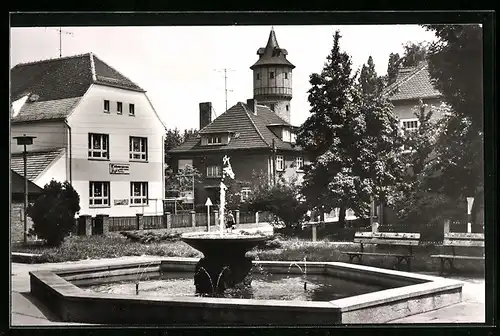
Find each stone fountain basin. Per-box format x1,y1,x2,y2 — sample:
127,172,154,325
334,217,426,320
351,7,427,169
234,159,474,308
28,258,464,325
180,232,268,257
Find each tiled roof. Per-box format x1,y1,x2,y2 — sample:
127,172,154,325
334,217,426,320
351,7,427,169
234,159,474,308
11,169,43,195
10,53,144,123
10,148,65,182
170,102,301,153
250,29,295,70
382,62,441,101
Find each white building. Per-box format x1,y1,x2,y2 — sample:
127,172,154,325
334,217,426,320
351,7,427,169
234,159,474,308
10,53,166,217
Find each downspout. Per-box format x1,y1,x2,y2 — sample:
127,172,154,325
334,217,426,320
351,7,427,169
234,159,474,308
64,120,72,184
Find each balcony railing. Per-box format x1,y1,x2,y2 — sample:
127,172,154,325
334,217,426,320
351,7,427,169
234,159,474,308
254,87,292,97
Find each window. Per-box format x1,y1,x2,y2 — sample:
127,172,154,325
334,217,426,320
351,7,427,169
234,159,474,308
129,137,148,161
206,165,222,178
286,104,289,111
282,128,291,142
117,102,123,114
296,157,304,170
103,100,110,113
284,72,288,79
241,187,251,202
129,103,135,116
276,155,284,171
270,103,275,111
89,182,110,207
207,136,222,145
130,182,148,205
256,73,260,80
401,119,419,131
269,72,275,79
88,133,109,159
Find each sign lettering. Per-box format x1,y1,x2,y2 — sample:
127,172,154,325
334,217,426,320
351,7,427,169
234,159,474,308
109,163,130,175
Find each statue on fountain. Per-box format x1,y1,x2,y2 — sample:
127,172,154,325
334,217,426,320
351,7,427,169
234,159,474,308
182,154,266,295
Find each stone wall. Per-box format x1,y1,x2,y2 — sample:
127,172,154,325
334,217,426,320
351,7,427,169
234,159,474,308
10,201,34,243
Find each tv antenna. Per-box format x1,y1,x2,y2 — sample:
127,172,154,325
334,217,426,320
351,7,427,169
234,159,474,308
214,68,235,112
46,27,74,58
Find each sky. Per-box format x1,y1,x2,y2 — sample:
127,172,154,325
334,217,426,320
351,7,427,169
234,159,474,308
10,25,438,131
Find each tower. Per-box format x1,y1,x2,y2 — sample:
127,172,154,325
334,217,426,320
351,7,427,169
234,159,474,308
250,28,295,123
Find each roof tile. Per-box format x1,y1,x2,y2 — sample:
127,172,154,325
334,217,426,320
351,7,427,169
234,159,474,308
10,53,143,123
170,102,301,153
383,62,441,101
11,148,65,182
11,170,44,194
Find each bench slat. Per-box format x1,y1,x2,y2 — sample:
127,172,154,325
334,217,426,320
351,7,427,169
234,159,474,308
355,232,420,239
430,254,485,260
443,240,484,247
342,252,412,257
354,238,419,246
444,233,484,240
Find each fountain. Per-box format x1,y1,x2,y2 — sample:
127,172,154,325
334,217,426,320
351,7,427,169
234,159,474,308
181,155,268,294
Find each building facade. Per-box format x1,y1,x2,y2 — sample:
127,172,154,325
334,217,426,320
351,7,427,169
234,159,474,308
10,53,166,217
168,29,306,208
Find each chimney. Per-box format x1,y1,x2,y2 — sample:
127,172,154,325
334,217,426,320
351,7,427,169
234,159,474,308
199,102,212,129
246,99,257,115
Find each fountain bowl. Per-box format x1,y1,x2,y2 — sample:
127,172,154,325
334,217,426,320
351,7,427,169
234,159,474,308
180,232,269,258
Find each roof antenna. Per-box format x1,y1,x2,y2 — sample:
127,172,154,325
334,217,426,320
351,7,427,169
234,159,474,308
45,27,74,58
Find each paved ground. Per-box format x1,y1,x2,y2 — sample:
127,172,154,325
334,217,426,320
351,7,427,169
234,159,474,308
10,254,485,326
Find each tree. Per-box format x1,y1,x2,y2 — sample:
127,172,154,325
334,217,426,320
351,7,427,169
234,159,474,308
167,165,202,199
247,174,308,235
401,41,428,67
390,101,460,227
422,24,484,215
27,180,80,246
386,52,401,86
183,128,199,142
296,30,405,228
359,56,385,97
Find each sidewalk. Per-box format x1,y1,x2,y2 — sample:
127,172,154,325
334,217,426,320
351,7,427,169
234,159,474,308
10,256,485,326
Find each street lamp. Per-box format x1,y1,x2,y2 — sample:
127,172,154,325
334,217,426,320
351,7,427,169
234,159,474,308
13,134,36,244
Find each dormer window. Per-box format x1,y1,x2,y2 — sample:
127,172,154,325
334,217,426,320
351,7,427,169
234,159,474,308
282,128,291,142
208,136,222,145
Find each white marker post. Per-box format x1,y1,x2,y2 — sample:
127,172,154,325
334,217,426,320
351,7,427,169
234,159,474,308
466,197,474,233
205,197,213,232
219,181,226,237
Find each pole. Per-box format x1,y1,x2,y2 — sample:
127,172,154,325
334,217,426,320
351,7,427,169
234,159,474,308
59,28,62,57
272,139,276,185
224,69,228,111
23,144,28,244
207,205,210,232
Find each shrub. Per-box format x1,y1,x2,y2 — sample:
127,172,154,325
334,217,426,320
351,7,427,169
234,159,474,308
27,180,80,247
120,230,182,244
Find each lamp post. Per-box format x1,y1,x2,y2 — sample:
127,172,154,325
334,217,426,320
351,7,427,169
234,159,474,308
13,134,36,244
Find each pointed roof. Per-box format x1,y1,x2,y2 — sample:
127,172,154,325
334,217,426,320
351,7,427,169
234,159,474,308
10,53,144,123
382,61,441,101
250,29,295,70
170,102,300,153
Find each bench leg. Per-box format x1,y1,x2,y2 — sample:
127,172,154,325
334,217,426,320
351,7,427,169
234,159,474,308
440,258,445,276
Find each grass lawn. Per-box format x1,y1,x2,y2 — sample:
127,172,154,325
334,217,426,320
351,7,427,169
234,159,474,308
12,232,484,275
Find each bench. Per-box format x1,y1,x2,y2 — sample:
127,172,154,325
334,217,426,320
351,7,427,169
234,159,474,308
430,233,485,275
342,232,420,271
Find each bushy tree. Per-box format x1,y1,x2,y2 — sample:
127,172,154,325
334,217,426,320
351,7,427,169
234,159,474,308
296,30,405,228
422,24,484,216
391,101,461,225
401,41,429,67
247,175,308,234
27,180,80,246
386,52,401,86
167,165,202,199
359,56,385,97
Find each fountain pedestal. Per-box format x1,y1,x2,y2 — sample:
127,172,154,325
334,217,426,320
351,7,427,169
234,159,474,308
181,233,268,294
